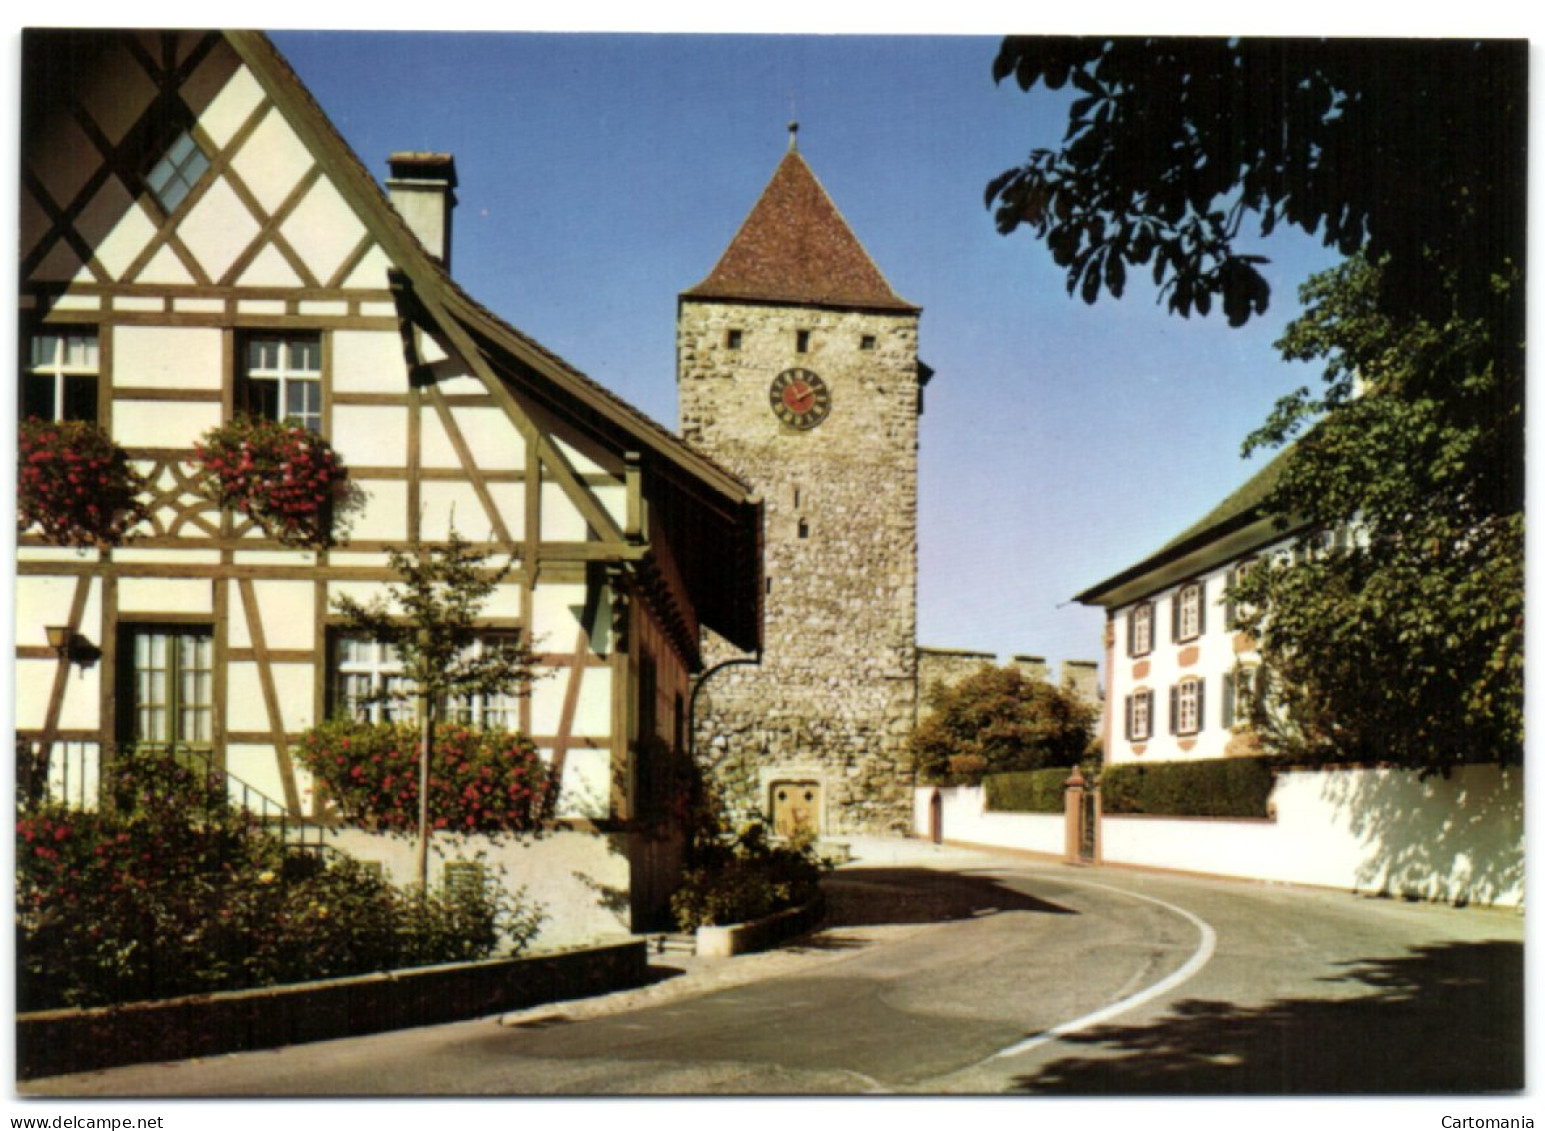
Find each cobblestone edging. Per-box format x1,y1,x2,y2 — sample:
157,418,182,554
18,940,648,1080
696,896,824,959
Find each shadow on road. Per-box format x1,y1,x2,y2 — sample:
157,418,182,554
1009,939,1523,1094
822,867,1077,928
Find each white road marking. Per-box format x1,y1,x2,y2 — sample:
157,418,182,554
984,877,1218,1062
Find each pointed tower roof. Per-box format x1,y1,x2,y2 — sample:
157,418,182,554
683,129,919,314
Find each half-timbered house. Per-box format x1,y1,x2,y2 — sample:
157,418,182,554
17,29,762,941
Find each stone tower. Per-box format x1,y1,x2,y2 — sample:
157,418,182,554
678,128,925,836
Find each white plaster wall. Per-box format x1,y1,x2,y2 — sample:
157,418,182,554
235,580,315,650
117,577,213,614
923,764,1523,907
328,828,635,950
113,326,223,390
331,329,406,395
332,405,406,468
912,785,1065,857
113,400,221,450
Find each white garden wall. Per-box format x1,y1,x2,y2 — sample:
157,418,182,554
918,764,1523,908
913,784,1065,858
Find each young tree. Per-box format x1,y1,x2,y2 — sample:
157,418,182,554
910,666,1097,784
332,526,539,890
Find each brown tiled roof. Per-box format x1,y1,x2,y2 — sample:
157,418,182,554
683,146,918,313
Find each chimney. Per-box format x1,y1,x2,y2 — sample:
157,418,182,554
386,152,458,271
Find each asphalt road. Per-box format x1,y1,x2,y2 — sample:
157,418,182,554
22,839,1524,1096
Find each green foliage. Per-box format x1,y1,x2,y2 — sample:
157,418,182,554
1100,758,1277,819
911,666,1096,785
331,527,538,714
1232,257,1523,770
671,824,827,931
988,37,1525,340
985,767,1075,813
15,748,543,1011
295,718,556,837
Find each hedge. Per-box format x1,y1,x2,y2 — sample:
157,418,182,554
1100,757,1277,818
985,767,1076,813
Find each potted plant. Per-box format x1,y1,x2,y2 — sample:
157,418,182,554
18,419,147,549
194,415,356,549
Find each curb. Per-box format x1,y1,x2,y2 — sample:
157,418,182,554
695,895,824,959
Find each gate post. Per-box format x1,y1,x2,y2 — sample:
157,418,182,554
1064,767,1102,865
1063,767,1086,863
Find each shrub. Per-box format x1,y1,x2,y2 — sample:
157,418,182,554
16,748,543,1011
1100,757,1278,819
295,718,556,837
911,665,1097,784
985,766,1076,813
194,415,358,548
671,824,826,931
18,419,147,548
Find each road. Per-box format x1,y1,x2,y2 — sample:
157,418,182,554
22,839,1524,1096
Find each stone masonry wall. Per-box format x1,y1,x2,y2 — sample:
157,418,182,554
679,299,919,835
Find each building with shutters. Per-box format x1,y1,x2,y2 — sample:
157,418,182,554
16,28,762,941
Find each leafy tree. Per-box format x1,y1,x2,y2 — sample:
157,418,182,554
1232,257,1522,770
987,37,1525,338
332,527,539,890
911,666,1097,784
990,38,1524,771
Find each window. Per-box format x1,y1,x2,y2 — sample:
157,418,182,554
1128,602,1154,657
725,329,743,349
1225,559,1257,630
241,335,322,432
1171,677,1205,736
1125,690,1153,742
442,861,486,899
333,632,523,728
860,334,876,351
23,330,98,422
795,329,810,353
444,635,525,732
797,518,810,539
145,129,210,213
333,636,414,723
1223,666,1269,728
120,627,214,752
1173,581,1205,642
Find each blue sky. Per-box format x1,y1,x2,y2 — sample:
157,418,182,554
269,29,1344,676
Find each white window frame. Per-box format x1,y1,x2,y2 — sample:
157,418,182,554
145,128,210,213
243,335,323,433
1127,690,1152,742
1130,602,1154,657
24,329,99,422
1176,582,1203,641
334,636,415,724
1176,677,1203,736
444,634,524,731
335,632,522,729
125,626,214,752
